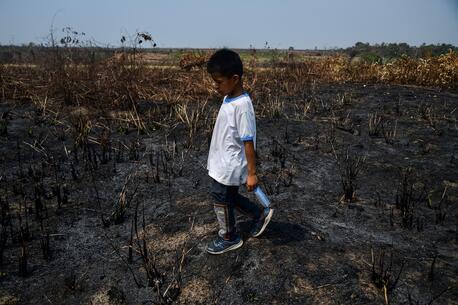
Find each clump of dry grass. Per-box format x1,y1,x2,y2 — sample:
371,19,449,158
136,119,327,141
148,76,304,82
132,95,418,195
259,94,284,118
174,99,209,146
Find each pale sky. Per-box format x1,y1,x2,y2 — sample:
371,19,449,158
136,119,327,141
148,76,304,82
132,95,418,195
1,0,457,49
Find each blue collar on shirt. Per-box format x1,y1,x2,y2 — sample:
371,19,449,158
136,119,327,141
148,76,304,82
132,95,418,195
223,92,249,104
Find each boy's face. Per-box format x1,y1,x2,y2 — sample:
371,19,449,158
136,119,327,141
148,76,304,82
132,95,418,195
210,72,240,96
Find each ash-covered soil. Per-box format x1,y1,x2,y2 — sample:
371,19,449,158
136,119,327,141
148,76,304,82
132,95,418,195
1,84,457,305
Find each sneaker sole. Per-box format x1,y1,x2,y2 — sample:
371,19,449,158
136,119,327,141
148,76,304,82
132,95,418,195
206,239,244,255
252,209,274,238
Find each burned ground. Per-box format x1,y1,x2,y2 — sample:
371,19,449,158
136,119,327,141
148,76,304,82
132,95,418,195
0,83,457,305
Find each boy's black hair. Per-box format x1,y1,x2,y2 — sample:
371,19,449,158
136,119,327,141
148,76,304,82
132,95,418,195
207,48,243,78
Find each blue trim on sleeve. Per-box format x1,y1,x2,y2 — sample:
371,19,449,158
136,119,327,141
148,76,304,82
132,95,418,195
223,92,249,104
241,135,254,141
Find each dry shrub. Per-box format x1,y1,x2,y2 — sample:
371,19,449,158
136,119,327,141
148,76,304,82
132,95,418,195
69,107,91,148
179,51,210,71
94,50,158,109
1,65,46,102
249,51,458,98
380,50,458,88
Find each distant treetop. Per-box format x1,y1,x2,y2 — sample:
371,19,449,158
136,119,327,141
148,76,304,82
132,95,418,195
346,42,457,59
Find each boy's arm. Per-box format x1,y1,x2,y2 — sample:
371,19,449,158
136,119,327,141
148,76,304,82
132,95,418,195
244,140,257,191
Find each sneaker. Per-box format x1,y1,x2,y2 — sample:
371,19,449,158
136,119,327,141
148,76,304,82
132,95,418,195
250,208,274,237
206,234,243,255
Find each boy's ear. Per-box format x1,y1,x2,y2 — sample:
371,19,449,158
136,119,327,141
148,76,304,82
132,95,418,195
232,74,240,84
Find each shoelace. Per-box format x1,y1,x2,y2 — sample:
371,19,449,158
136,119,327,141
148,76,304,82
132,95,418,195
215,238,236,247
215,238,229,247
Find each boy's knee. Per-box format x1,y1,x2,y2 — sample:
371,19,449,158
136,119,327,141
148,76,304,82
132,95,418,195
209,182,227,203
210,189,226,203
209,179,238,204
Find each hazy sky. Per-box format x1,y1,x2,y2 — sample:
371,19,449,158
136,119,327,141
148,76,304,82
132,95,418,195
1,0,457,49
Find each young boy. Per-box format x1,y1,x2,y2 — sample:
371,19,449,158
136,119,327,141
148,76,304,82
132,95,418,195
206,49,273,255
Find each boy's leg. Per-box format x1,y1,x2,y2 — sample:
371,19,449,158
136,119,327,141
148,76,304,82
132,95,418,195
235,187,274,238
234,193,262,221
207,179,243,254
209,179,238,240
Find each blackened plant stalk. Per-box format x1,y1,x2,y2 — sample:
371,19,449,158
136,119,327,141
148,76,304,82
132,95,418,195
40,217,51,260
368,112,383,137
382,120,398,144
395,167,427,229
333,147,366,203
370,246,405,305
110,174,138,225
133,200,163,298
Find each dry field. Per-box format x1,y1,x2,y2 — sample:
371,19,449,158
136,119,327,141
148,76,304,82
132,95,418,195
0,47,457,305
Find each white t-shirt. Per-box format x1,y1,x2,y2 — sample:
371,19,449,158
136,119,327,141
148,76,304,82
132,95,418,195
207,92,256,186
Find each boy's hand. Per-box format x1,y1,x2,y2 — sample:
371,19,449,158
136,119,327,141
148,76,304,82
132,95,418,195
246,174,258,192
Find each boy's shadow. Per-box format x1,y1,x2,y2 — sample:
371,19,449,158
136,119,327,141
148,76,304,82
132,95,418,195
239,220,307,245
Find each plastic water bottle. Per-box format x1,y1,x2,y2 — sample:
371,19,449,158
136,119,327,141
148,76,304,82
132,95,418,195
253,186,271,208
